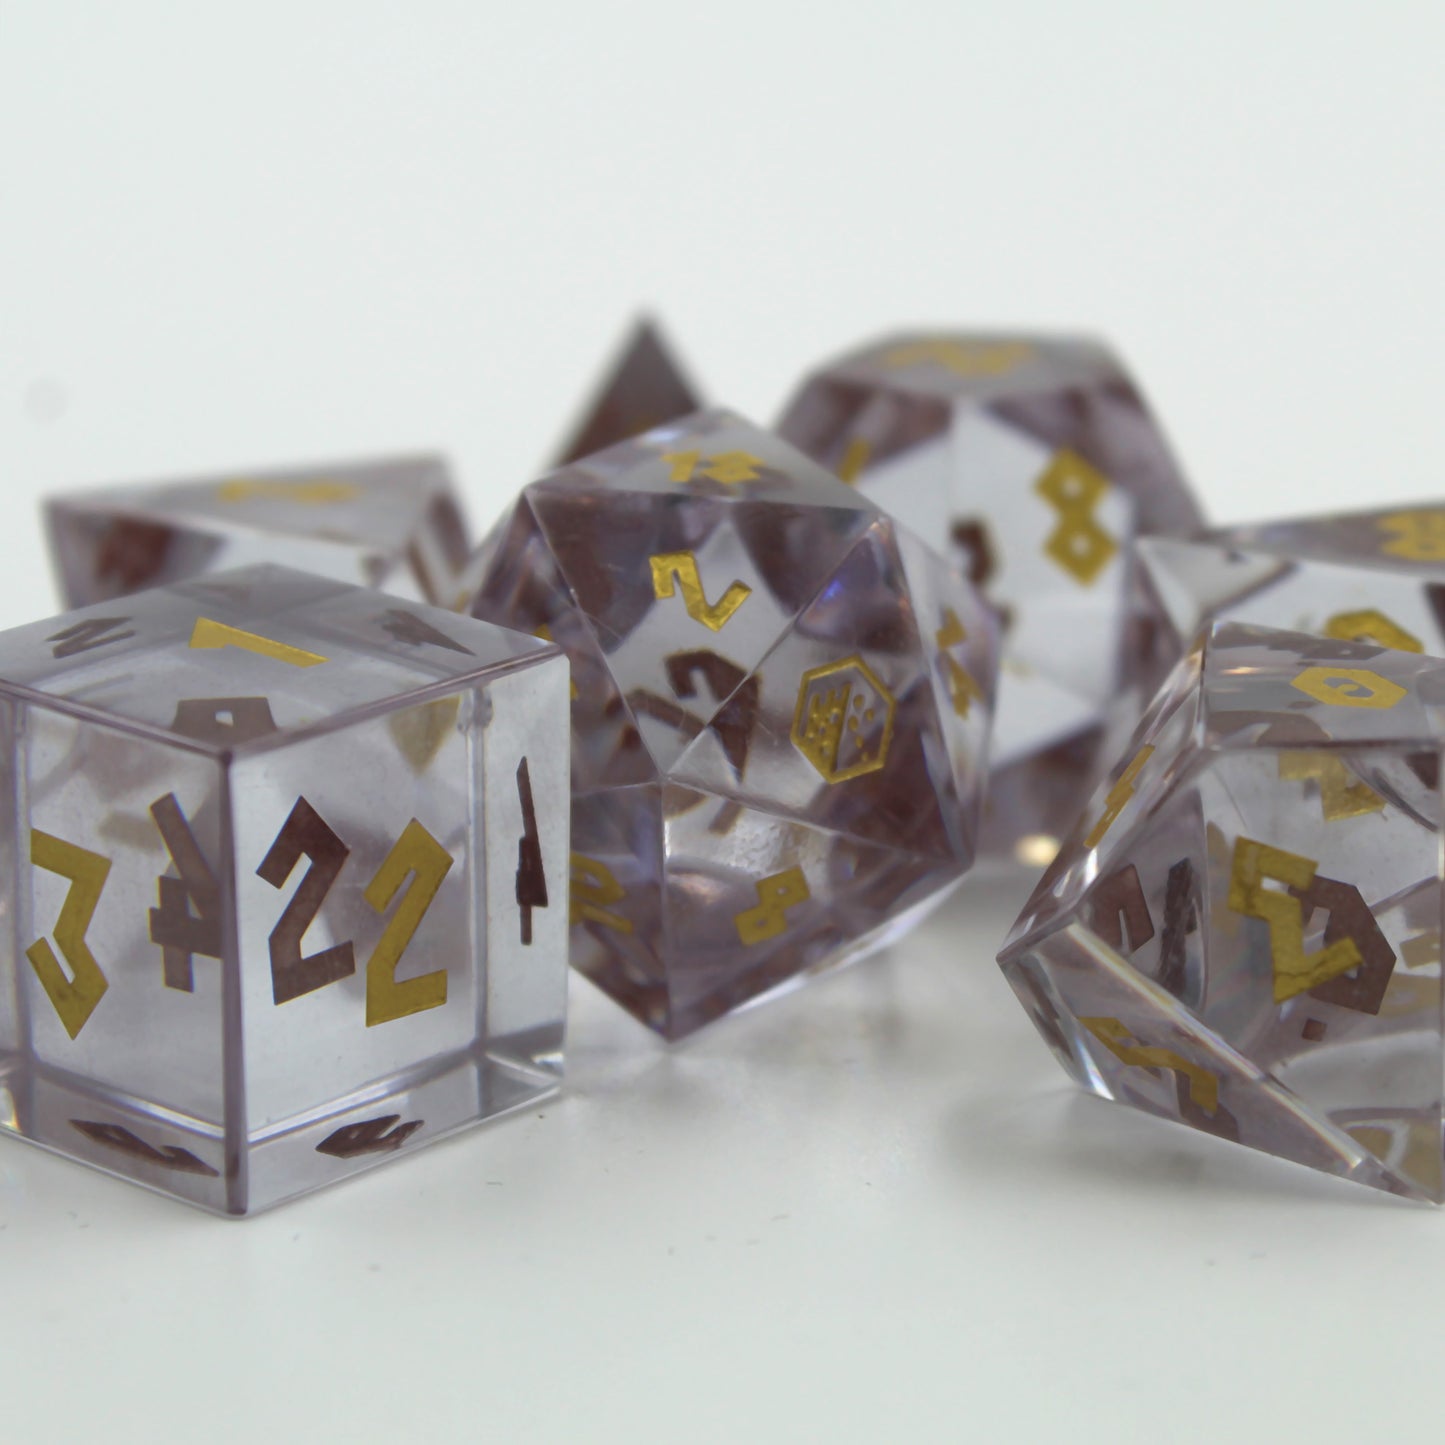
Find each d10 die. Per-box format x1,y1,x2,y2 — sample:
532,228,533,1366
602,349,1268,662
776,332,1200,866
46,454,471,610
0,566,568,1213
999,621,1445,1200
1141,500,1445,661
462,408,998,1040
555,317,702,465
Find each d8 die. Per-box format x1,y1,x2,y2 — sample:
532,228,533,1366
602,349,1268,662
999,621,1445,1200
0,566,568,1213
46,454,471,610
776,332,1200,866
462,408,998,1040
1141,500,1445,661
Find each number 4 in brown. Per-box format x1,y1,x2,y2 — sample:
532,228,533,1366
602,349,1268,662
515,758,548,944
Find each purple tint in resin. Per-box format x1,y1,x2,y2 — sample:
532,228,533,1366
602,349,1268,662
777,332,1200,868
45,454,471,611
999,620,1445,1201
463,408,999,1039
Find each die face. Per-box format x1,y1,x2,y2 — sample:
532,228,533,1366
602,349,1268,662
0,566,568,1213
555,317,702,466
467,409,997,1039
999,622,1445,1201
1140,502,1445,662
46,454,471,610
777,332,1200,867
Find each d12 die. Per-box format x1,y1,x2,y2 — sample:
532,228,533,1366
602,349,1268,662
1141,500,1445,661
555,316,702,465
46,454,471,610
999,621,1445,1200
776,332,1200,867
462,408,998,1040
0,566,568,1213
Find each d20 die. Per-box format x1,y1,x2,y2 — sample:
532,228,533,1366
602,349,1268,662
555,316,702,465
46,454,471,610
1140,500,1445,663
998,620,1445,1200
776,332,1200,866
0,566,568,1213
462,408,998,1040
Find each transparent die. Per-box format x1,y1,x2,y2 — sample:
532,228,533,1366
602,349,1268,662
463,408,998,1039
776,331,1200,866
45,453,471,610
999,621,1445,1200
0,566,568,1213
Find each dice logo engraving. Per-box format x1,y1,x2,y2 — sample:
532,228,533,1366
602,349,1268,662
791,656,895,784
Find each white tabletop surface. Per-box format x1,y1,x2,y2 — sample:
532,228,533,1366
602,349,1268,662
3,5,1445,1442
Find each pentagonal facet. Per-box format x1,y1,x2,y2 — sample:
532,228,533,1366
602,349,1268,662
777,331,1200,867
465,408,998,1038
999,621,1445,1200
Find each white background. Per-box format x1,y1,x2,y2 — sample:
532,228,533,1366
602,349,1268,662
3,4,1444,1442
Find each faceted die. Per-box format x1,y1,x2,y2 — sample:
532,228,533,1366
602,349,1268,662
46,454,471,611
462,408,998,1039
999,620,1445,1200
0,566,568,1213
1140,500,1445,664
776,332,1201,865
555,317,702,465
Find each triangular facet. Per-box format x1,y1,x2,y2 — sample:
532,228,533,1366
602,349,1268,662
658,784,963,1039
468,495,655,788
1001,925,1430,1199
555,318,703,466
668,517,969,865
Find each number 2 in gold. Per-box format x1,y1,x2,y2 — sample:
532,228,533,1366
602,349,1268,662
364,820,453,1026
26,831,112,1039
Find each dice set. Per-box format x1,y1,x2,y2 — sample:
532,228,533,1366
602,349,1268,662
11,318,1443,1209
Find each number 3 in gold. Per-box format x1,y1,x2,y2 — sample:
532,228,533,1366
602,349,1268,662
26,831,112,1039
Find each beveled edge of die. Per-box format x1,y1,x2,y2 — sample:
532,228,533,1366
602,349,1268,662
46,449,456,511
